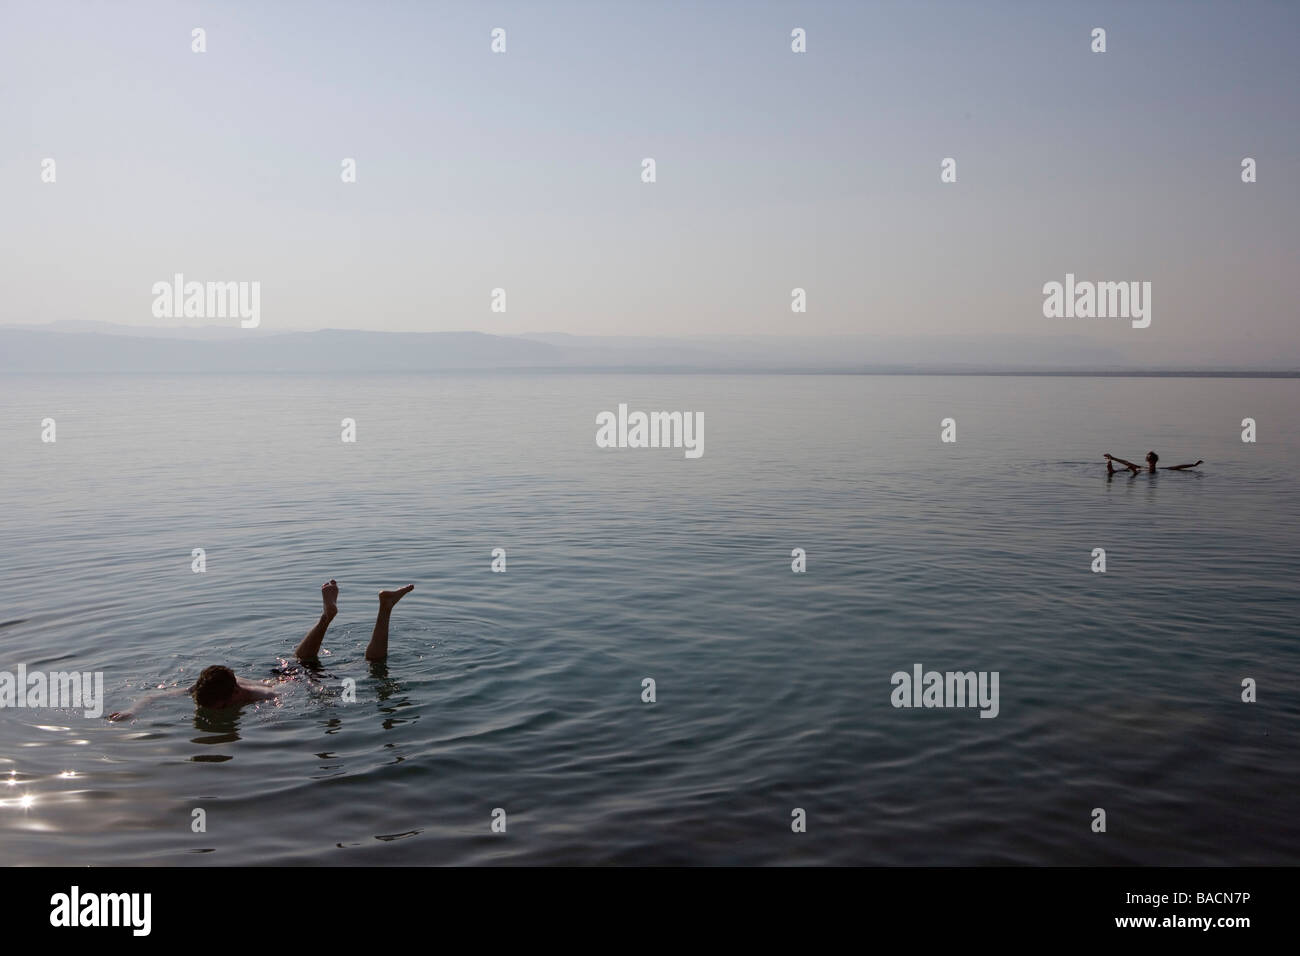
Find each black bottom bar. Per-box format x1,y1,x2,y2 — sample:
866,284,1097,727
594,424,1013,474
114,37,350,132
6,866,1278,940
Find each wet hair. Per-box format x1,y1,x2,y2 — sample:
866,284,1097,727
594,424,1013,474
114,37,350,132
1145,451,1159,464
192,665,237,707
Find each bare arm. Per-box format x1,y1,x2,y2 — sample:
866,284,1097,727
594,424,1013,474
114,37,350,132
107,687,189,721
1163,459,1204,470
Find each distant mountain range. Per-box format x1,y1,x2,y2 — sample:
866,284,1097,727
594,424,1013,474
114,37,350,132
1,322,1295,374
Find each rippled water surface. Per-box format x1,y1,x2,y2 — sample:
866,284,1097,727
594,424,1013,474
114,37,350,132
0,373,1296,865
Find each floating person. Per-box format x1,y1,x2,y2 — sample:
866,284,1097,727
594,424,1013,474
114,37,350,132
1105,452,1204,475
107,580,414,720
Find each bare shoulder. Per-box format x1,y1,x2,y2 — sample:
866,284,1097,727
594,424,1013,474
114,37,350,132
237,678,278,700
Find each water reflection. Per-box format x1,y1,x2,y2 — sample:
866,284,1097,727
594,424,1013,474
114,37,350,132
0,783,37,812
188,706,243,761
374,828,422,842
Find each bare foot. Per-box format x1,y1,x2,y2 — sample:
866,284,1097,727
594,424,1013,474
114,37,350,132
379,584,414,610
321,579,339,617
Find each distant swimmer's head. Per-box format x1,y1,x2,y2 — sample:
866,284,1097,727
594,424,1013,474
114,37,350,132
192,665,238,707
1145,451,1159,470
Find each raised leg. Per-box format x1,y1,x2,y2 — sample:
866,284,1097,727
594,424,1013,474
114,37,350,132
294,580,339,660
364,585,414,661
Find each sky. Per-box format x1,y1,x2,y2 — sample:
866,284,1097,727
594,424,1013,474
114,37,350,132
1,0,1297,364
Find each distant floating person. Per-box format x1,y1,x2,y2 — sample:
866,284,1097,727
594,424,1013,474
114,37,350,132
1105,452,1203,475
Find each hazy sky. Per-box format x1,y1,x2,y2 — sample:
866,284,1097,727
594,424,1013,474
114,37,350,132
2,1,1296,362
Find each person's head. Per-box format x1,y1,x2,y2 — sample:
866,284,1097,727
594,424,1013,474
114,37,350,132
192,665,238,707
1145,451,1159,470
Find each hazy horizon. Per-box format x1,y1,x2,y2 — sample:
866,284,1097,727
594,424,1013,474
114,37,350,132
4,318,1299,372
2,0,1298,367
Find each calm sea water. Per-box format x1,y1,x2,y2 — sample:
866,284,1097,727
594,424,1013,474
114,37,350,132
0,373,1296,865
